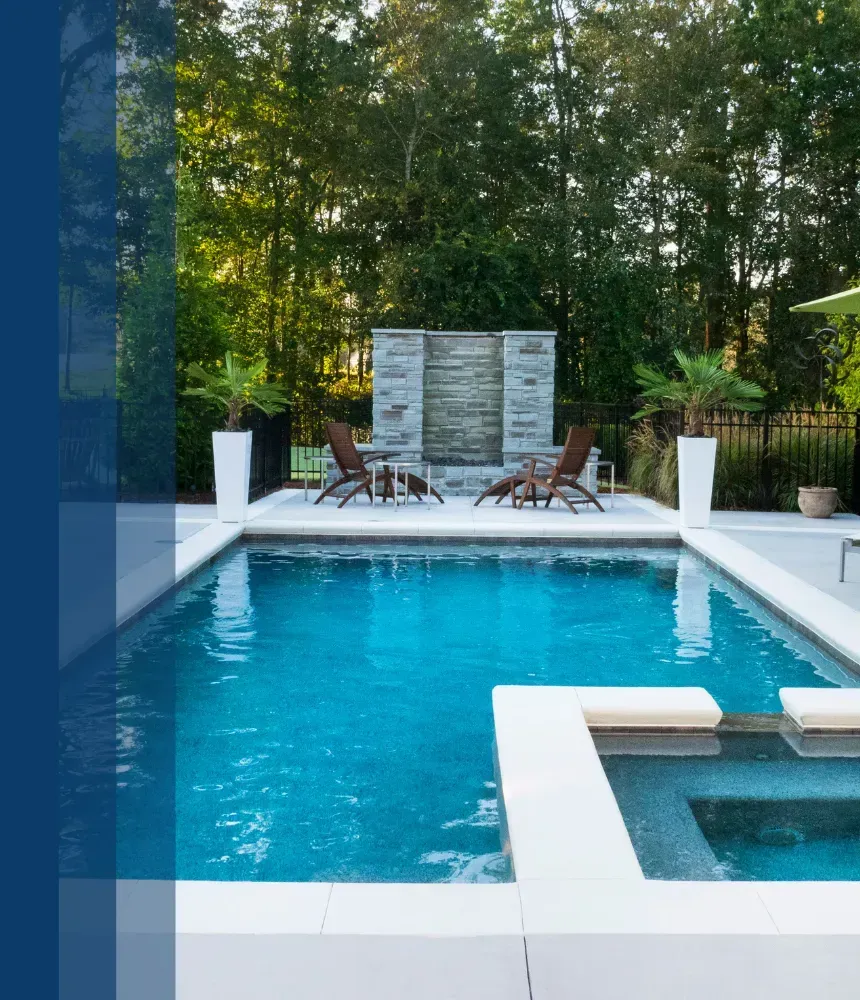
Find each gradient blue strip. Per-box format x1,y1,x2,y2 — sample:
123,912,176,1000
53,1,177,998
1,1,61,998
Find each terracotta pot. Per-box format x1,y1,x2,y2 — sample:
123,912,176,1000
797,486,838,519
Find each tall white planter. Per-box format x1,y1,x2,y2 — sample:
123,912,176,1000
212,430,253,523
677,436,717,529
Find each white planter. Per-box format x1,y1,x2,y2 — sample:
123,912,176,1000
677,435,717,529
212,430,252,523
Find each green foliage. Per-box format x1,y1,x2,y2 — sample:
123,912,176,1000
174,0,860,407
627,424,679,508
184,352,290,430
117,250,176,497
633,349,766,435
833,316,860,410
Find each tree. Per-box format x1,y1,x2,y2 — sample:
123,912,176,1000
633,348,766,436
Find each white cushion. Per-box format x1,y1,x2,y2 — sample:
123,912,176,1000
574,686,722,729
780,688,860,730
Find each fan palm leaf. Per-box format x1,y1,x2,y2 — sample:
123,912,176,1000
183,351,289,430
633,348,765,435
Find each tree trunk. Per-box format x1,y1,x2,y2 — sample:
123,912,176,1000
64,283,74,394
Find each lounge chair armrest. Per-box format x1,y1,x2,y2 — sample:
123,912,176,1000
520,455,557,468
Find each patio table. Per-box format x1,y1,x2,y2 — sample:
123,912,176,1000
303,455,331,501
587,459,615,508
371,461,433,506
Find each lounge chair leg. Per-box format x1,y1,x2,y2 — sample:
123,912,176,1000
314,473,354,505
475,479,511,507
543,483,579,514
571,483,605,513
337,478,373,508
517,479,535,510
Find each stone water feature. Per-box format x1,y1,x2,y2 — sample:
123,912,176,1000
368,328,599,496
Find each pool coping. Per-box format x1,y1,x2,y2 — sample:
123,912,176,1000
680,528,860,673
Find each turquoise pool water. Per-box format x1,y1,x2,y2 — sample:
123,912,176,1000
600,734,860,880
113,545,855,882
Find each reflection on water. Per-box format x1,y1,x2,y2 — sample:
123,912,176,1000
673,554,712,660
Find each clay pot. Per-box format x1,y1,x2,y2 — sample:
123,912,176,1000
797,486,838,519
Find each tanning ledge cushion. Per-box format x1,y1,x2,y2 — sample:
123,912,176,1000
779,687,860,732
574,686,722,730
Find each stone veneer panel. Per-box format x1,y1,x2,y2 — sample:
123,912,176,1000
502,331,556,467
370,328,557,480
370,328,424,461
423,333,504,463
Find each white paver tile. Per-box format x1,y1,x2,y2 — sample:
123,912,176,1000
176,880,332,934
493,686,642,881
519,879,778,935
322,883,523,936
177,933,531,1000
756,882,860,935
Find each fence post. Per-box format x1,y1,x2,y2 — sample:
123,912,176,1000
282,404,292,486
852,411,860,515
760,411,773,510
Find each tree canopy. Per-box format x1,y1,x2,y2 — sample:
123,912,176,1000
174,0,860,405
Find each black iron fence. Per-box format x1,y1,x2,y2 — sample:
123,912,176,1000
288,394,373,480
62,396,291,502
64,392,858,512
60,394,117,498
700,408,859,513
175,395,370,497
175,407,292,500
553,402,638,483
246,408,292,500
554,402,859,513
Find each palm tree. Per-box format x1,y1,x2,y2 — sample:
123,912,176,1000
184,352,290,430
632,348,765,436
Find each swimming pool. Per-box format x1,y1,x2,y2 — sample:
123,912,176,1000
113,544,856,882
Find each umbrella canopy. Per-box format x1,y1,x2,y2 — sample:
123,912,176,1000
789,286,860,315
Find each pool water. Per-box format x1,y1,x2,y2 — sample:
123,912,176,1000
111,545,854,882
690,797,860,881
600,733,860,881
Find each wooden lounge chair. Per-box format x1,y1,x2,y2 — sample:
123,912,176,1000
314,423,395,507
474,427,604,514
314,423,444,507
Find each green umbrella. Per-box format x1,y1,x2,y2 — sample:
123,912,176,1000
789,286,860,315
